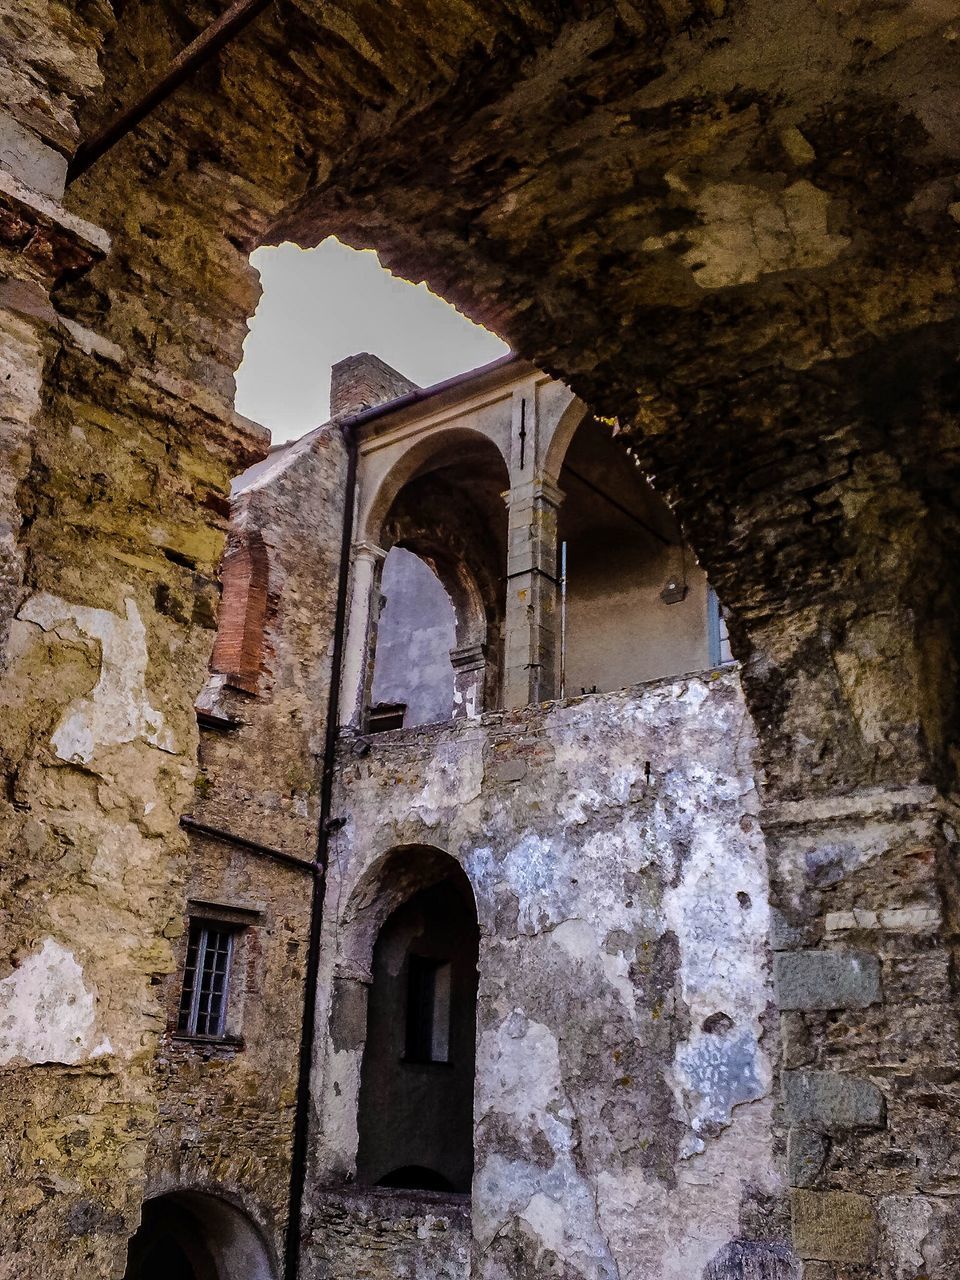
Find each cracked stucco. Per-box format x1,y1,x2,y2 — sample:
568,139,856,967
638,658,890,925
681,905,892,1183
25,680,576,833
0,938,111,1066
309,670,781,1279
17,593,175,765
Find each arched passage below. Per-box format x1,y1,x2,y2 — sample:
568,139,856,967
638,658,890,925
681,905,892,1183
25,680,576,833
322,845,480,1196
123,1191,277,1280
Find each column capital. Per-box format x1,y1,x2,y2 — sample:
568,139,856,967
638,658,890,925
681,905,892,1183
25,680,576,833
501,475,565,511
353,540,387,565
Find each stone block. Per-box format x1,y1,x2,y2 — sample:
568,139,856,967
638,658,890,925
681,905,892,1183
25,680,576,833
781,1012,814,1069
787,1127,828,1187
0,108,67,197
774,950,881,1011
770,909,811,951
791,1190,877,1263
702,1239,799,1278
783,1070,885,1132
487,757,528,784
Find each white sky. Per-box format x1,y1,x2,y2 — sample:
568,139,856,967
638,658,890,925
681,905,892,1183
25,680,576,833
234,238,510,443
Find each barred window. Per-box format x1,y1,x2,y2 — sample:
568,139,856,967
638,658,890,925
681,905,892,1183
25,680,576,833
177,921,236,1038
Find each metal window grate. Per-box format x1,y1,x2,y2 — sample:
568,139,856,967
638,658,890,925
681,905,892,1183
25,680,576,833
177,921,235,1038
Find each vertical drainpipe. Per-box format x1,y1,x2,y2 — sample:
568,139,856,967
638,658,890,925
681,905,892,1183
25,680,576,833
559,539,568,700
283,418,359,1280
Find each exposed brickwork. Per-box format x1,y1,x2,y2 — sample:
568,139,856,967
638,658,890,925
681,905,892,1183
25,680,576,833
210,529,270,694
330,352,418,417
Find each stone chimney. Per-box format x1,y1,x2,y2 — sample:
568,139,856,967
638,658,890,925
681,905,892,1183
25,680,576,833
329,352,419,418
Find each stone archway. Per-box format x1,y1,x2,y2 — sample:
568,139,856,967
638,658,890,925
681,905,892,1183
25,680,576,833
124,1192,276,1280
5,3,960,1277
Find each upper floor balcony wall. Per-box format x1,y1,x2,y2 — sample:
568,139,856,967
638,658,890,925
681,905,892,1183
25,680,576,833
341,356,730,734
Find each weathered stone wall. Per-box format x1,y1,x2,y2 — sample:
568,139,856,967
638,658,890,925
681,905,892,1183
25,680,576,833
3,1,959,1274
193,423,348,850
140,422,350,1262
308,669,784,1279
147,827,309,1269
0,6,271,1272
309,1187,470,1280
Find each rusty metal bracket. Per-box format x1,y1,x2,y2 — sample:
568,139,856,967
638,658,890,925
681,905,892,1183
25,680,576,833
67,0,274,184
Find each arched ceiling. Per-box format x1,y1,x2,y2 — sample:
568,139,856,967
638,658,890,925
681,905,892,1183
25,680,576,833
66,0,960,789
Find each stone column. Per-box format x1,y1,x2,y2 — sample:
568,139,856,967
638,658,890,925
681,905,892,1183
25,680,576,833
501,477,564,708
339,541,386,727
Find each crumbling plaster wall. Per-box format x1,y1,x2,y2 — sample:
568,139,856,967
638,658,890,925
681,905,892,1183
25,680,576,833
1,4,273,1273
307,669,784,1279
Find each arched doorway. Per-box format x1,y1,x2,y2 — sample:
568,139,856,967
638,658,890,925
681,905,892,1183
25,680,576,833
555,414,718,693
124,1192,276,1280
357,429,510,730
369,545,460,728
353,852,479,1194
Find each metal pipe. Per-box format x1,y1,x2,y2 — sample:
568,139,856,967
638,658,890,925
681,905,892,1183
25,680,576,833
559,539,567,699
66,0,274,184
284,420,358,1280
180,814,316,874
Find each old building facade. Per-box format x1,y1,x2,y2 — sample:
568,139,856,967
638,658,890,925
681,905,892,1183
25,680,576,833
136,348,773,1279
1,2,959,1278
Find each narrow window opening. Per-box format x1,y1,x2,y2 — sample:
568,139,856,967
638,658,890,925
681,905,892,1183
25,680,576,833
404,956,452,1063
177,921,236,1040
369,547,457,728
707,586,733,666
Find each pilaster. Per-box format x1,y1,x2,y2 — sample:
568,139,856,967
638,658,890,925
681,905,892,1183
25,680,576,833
340,541,387,727
501,476,564,708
